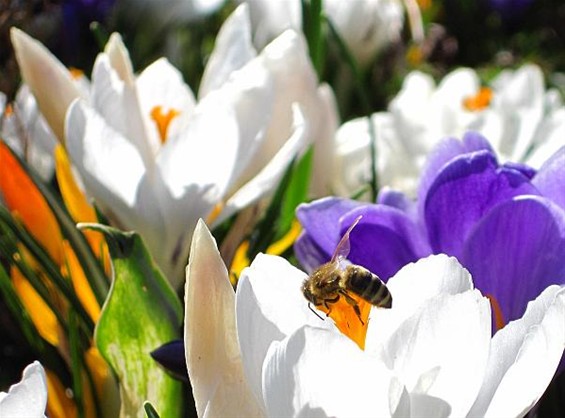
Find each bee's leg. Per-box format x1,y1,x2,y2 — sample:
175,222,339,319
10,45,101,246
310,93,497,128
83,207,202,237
339,291,365,325
323,296,340,317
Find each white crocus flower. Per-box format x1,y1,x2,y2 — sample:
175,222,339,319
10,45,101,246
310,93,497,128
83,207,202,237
239,0,404,65
11,5,335,288
185,220,565,417
0,361,48,418
333,64,565,197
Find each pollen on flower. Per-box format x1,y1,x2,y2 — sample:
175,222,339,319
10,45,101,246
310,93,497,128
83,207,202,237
317,294,371,350
463,87,493,111
150,105,180,143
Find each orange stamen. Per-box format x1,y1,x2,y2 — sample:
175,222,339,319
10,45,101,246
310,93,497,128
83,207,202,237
317,294,371,350
463,87,493,111
4,103,13,116
150,105,179,143
487,294,506,332
69,67,84,80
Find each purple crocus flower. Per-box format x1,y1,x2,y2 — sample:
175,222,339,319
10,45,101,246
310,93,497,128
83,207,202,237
295,131,565,328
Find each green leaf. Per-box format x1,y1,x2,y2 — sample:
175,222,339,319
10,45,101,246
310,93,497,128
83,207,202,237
302,0,325,76
85,223,183,418
277,146,313,240
247,147,313,259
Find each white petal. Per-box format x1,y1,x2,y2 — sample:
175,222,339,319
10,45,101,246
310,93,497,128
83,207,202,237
214,104,308,226
185,220,265,417
10,28,82,143
263,326,398,418
136,57,196,145
469,285,565,418
103,33,135,86
379,290,491,416
242,0,302,48
64,98,167,252
0,361,47,418
199,3,257,98
236,254,336,410
366,254,474,352
90,55,154,162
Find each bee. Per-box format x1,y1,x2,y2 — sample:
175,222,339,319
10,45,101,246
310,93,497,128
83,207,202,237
301,216,392,325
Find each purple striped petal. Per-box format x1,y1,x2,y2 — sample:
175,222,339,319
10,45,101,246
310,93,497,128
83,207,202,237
424,150,540,258
461,196,565,324
418,132,494,214
339,205,431,281
295,197,364,271
532,146,565,211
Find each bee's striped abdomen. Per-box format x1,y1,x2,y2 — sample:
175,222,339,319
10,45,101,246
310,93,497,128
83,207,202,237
345,265,392,308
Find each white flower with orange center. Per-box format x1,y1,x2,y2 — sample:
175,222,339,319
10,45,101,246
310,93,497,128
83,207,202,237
333,65,565,197
185,219,565,417
10,4,337,288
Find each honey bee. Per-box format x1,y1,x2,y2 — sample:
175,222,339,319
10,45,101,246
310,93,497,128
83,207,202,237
301,216,392,324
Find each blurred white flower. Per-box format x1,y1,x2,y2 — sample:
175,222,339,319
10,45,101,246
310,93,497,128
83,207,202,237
0,361,47,418
121,0,225,25
11,4,337,288
185,220,565,417
333,64,565,197
239,0,405,65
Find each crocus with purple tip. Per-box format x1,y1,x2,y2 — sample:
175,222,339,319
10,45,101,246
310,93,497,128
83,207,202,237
295,132,565,328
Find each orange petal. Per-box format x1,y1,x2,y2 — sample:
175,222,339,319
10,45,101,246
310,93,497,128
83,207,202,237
0,142,63,263
45,369,78,418
11,266,60,347
62,241,101,322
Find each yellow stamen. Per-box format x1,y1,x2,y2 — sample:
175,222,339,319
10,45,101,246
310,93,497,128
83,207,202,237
150,105,180,143
230,220,303,284
463,87,493,111
69,67,84,80
317,294,371,350
487,294,506,332
206,201,225,225
406,44,424,67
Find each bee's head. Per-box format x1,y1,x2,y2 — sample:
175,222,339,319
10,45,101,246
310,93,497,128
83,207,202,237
301,280,317,304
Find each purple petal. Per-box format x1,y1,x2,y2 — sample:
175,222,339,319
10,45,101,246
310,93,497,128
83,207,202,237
418,132,495,213
502,161,537,180
424,150,541,258
462,196,565,325
295,197,364,271
150,339,188,381
532,146,565,211
339,205,431,281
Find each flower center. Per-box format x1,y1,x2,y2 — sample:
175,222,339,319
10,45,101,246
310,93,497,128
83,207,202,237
463,87,493,111
487,294,506,332
150,105,180,143
317,294,371,350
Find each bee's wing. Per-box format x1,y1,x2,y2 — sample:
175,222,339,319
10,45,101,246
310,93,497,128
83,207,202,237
330,215,363,263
